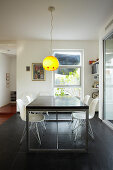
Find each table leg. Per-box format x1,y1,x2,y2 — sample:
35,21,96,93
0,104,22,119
56,112,59,150
26,109,29,152
86,109,89,152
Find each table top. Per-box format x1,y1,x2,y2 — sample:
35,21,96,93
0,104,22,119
26,96,89,111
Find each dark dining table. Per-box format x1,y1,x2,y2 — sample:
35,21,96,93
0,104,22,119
26,96,89,153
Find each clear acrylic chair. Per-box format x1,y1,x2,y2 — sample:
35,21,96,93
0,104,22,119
17,99,46,145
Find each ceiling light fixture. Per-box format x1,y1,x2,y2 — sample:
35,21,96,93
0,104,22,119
43,6,59,71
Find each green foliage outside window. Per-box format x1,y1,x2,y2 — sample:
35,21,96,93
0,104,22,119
55,88,65,96
55,69,80,96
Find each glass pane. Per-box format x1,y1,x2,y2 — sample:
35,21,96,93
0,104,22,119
54,52,80,65
104,33,113,122
55,68,80,85
54,88,81,97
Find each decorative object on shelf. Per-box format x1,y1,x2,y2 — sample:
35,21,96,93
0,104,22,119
94,75,99,79
92,91,99,99
96,58,99,61
92,81,99,88
89,60,96,64
32,63,45,81
6,73,10,88
26,66,30,71
89,59,99,65
43,6,59,71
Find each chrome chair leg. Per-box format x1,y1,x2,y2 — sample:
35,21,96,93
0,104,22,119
20,122,33,144
72,118,95,141
74,125,79,141
20,125,26,144
73,119,83,133
41,121,46,130
31,128,40,143
72,119,78,133
35,123,41,145
46,111,49,116
88,121,94,139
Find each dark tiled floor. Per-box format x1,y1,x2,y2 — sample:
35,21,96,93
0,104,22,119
0,113,113,170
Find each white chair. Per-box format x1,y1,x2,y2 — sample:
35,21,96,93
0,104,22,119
26,95,45,115
17,99,46,145
83,95,90,105
72,98,98,140
72,95,90,122
26,95,33,103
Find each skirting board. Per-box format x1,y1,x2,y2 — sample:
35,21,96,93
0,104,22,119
103,120,113,130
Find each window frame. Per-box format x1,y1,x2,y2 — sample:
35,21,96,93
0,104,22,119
52,49,84,98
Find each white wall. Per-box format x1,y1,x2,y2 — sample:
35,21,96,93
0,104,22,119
0,53,16,107
10,56,16,91
99,14,113,119
0,53,10,107
17,40,99,108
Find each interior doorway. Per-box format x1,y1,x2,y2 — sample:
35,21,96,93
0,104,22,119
0,44,16,124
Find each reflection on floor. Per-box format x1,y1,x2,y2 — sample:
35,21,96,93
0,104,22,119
19,113,86,151
0,103,16,125
0,113,113,170
20,121,86,152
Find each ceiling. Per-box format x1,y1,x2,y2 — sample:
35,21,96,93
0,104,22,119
0,0,113,41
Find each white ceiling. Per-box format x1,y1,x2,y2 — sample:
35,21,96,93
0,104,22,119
0,0,113,41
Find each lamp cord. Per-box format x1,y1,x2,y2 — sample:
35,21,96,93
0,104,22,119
50,10,53,56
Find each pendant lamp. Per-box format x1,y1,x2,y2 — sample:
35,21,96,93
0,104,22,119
43,6,59,71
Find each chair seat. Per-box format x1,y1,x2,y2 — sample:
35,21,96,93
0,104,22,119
29,113,45,122
22,113,45,122
72,111,92,119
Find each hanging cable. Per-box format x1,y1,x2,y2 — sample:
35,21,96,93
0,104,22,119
50,9,53,55
43,6,59,71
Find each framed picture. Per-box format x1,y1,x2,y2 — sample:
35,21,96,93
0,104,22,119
32,63,45,81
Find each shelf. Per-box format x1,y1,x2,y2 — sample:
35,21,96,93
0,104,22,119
92,73,99,76
91,97,99,99
91,61,99,65
10,91,16,102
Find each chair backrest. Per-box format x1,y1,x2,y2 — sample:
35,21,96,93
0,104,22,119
89,98,98,119
83,95,90,105
26,96,33,104
16,99,26,121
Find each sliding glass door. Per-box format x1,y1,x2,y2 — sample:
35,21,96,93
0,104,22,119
104,32,113,123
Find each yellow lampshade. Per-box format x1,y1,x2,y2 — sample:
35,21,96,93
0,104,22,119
43,56,59,71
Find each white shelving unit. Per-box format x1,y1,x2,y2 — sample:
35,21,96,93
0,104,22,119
91,62,99,112
91,61,99,99
10,91,16,103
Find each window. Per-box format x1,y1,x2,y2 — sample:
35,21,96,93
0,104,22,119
53,50,84,98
